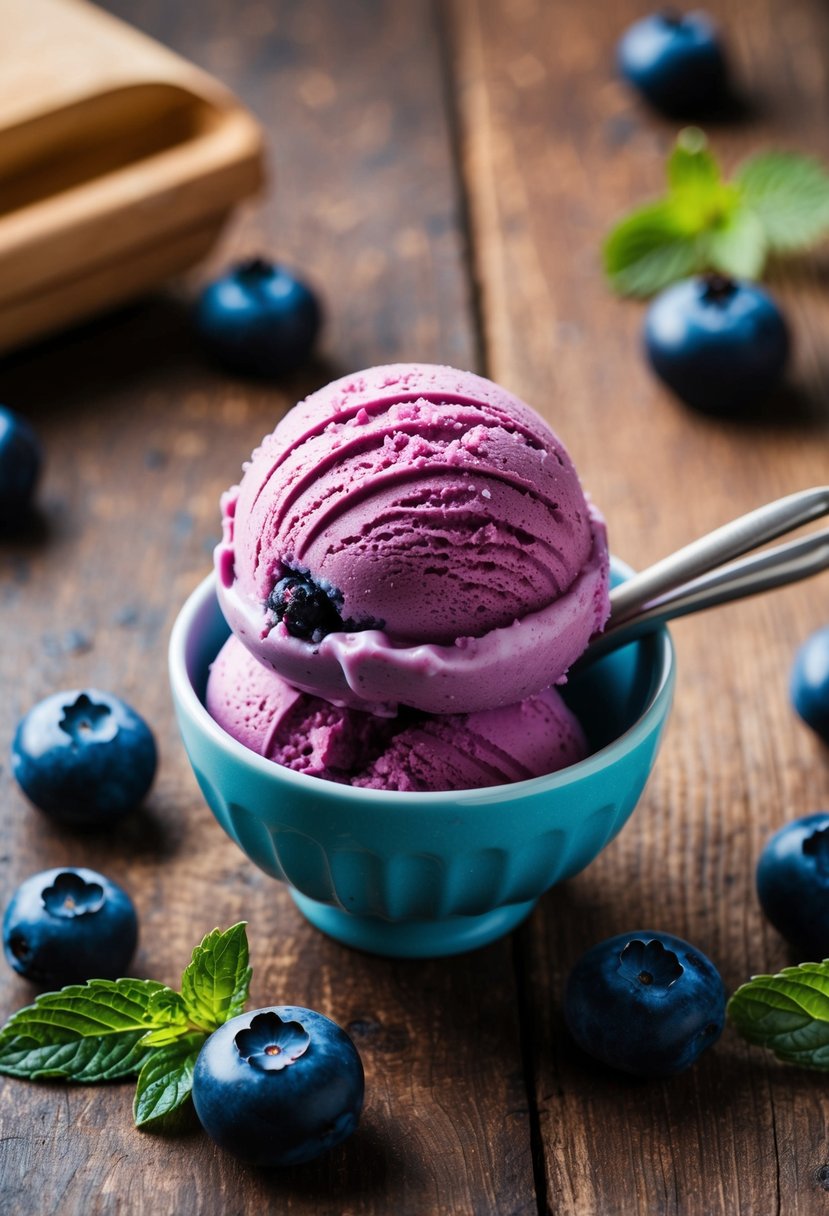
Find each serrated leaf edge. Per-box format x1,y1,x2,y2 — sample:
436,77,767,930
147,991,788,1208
133,1033,206,1128
180,923,251,1032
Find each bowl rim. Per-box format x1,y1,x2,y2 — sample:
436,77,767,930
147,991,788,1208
169,563,675,808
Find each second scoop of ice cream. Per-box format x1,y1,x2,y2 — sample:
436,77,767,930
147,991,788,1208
206,636,588,792
216,363,610,715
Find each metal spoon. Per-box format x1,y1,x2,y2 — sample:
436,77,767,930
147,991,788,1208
583,487,829,663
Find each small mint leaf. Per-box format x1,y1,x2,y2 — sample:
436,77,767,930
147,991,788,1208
668,128,721,204
667,129,739,233
0,979,173,1081
147,988,189,1024
728,961,829,1069
138,1025,194,1049
603,201,701,297
138,989,191,1046
703,205,767,279
180,923,251,1033
736,151,829,252
133,1033,205,1127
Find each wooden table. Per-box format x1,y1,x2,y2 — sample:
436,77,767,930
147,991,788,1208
2,1,829,1212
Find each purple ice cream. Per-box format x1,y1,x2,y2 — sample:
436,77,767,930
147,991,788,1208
206,636,588,792
215,363,610,716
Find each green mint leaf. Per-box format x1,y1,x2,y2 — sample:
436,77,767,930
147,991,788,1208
703,204,767,279
603,201,702,297
0,979,175,1081
666,129,740,229
728,961,829,1068
133,1032,206,1127
138,990,191,1047
667,127,723,213
180,923,251,1032
736,151,829,252
605,129,829,295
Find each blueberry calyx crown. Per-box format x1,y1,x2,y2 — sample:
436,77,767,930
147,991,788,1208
618,939,684,991
41,871,105,919
234,1011,311,1073
803,826,829,878
236,256,276,283
267,574,345,642
59,694,118,745
658,9,684,28
700,273,738,306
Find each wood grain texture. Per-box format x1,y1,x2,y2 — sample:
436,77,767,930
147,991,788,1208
0,3,533,1214
450,0,829,1212
3,0,829,1213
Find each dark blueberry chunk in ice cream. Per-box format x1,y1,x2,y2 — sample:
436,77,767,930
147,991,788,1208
268,575,344,642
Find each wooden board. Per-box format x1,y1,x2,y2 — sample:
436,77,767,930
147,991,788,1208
0,3,533,1214
452,0,829,1212
1,0,829,1213
0,0,264,351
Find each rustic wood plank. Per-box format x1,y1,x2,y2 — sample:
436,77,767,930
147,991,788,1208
0,3,536,1214
452,0,829,1212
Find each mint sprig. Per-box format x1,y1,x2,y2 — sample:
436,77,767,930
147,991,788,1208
728,961,829,1069
134,1033,205,1127
0,923,251,1128
604,128,829,296
180,923,251,1032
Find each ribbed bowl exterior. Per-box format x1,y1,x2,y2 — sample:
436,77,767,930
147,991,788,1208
170,573,674,949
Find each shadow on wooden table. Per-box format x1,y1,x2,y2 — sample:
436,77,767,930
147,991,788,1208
0,294,344,419
248,1118,417,1205
657,379,829,432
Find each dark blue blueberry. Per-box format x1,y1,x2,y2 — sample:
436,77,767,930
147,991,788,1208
267,574,344,642
0,406,41,524
617,11,729,116
2,866,138,987
564,930,725,1077
12,689,157,828
756,813,829,958
791,626,829,744
192,1006,364,1167
644,275,789,414
195,258,322,378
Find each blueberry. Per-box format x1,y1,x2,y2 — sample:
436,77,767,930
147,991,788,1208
644,275,790,414
791,626,829,743
756,813,829,958
195,258,322,378
192,1006,364,1167
563,930,725,1077
12,689,157,828
0,406,41,524
3,867,138,987
267,574,344,642
617,11,729,115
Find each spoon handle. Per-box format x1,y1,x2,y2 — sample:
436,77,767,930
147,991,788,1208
586,527,829,663
582,487,829,665
609,486,829,626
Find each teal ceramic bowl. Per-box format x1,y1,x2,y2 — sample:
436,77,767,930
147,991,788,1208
169,562,675,958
